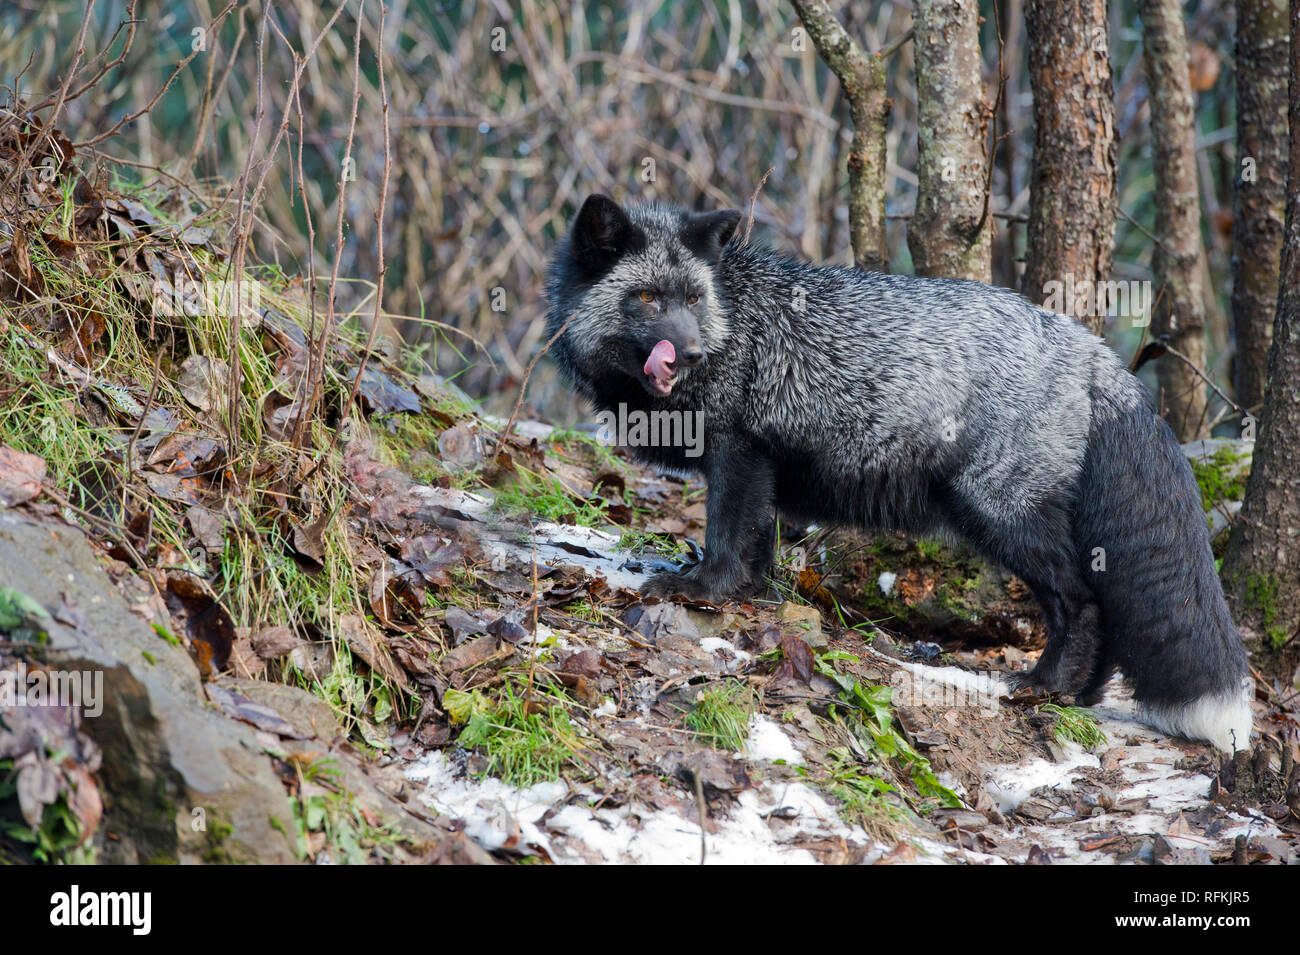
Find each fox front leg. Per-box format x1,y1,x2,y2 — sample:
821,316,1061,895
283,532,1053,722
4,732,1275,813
643,439,776,602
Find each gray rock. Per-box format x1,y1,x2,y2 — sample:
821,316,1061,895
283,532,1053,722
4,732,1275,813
0,511,298,864
1181,438,1254,542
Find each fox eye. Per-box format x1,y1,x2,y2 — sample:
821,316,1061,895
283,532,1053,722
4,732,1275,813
687,295,699,306
638,290,656,304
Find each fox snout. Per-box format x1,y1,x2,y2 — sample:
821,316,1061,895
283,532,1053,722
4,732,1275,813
641,308,704,395
659,306,704,365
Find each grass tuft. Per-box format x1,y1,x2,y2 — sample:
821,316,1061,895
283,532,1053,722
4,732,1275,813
1042,703,1107,751
684,681,754,751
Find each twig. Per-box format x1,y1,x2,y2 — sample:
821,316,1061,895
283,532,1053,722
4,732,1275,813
42,485,147,572
977,0,1009,236
30,3,141,112
338,2,395,448
224,0,350,452
1160,340,1251,422
300,0,368,449
123,348,164,482
494,310,579,445
742,167,775,247
75,2,241,148
1117,205,1171,253
876,27,915,58
692,770,708,865
0,0,95,198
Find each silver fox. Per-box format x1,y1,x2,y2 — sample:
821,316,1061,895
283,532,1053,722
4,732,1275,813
546,194,1252,752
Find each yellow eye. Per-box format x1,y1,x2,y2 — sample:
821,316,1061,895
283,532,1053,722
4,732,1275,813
639,290,656,303
687,295,699,306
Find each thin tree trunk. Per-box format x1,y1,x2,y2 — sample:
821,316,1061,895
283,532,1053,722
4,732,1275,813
1232,0,1289,416
1022,0,1117,336
993,0,1022,290
908,0,991,281
790,0,893,272
1222,1,1300,665
1140,0,1210,441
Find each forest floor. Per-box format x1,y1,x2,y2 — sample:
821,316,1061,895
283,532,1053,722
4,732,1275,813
1,118,1298,864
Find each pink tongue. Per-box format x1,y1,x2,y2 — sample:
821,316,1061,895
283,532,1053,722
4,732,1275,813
644,339,676,387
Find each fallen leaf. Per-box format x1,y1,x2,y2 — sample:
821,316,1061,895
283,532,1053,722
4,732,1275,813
184,504,226,552
339,613,409,688
251,625,304,659
205,683,309,739
774,633,815,686
177,355,229,413
0,446,46,506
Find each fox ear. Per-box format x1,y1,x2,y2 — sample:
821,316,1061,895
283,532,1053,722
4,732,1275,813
571,194,642,270
682,209,741,264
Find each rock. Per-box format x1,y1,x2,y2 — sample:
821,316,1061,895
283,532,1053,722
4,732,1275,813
1181,438,1253,542
216,678,342,742
0,510,298,864
776,601,826,650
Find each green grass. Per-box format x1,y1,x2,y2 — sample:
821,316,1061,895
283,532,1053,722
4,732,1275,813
493,470,610,526
1,202,428,743
290,759,404,864
684,681,754,751
814,651,961,810
548,426,629,476
1041,703,1107,751
815,748,909,838
616,530,689,558
454,681,586,786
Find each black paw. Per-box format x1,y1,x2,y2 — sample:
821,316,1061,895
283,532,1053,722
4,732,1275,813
641,569,719,601
1006,666,1059,697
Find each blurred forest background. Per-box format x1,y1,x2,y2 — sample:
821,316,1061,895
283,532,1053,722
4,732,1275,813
0,0,1257,419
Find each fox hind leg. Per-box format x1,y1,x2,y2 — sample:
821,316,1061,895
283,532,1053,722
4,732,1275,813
945,487,1102,696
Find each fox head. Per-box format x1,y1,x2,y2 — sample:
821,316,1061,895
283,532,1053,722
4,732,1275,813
547,194,740,399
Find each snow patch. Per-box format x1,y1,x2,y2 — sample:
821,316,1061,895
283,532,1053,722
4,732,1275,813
984,747,1101,814
407,750,868,864
742,715,803,765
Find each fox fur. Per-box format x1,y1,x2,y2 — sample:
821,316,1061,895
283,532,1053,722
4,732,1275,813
545,194,1252,752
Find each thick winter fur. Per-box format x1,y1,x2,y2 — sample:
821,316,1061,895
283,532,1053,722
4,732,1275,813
546,195,1253,751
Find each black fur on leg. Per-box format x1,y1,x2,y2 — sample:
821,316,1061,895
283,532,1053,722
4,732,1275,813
942,486,1100,696
644,435,776,602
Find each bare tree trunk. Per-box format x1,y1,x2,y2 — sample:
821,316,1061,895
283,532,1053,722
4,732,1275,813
790,0,894,272
1140,0,1209,441
1022,0,1117,336
1232,0,1289,416
908,0,991,281
1222,1,1300,666
992,0,1023,290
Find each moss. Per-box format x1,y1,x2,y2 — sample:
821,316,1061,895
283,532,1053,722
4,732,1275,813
201,814,237,864
1245,573,1280,629
915,538,944,562
1189,447,1246,514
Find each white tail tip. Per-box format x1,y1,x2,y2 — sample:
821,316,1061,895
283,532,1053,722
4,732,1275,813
1140,691,1253,752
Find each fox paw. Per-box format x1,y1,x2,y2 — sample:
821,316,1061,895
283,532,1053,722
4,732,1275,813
642,569,726,602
